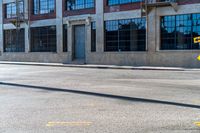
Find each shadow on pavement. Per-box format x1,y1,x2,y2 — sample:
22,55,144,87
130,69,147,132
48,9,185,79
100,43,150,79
0,81,200,109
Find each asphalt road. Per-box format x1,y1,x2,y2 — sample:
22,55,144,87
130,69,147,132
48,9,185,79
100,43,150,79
0,64,200,133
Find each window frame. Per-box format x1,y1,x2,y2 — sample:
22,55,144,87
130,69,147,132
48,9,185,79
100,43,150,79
4,1,24,19
104,18,147,52
65,0,95,11
107,0,142,6
30,26,57,52
160,13,200,51
32,0,55,15
3,29,25,52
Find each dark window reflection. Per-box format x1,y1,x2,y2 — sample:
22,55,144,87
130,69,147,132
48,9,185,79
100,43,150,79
4,29,25,52
105,18,146,52
63,25,68,52
31,26,57,52
161,14,200,50
91,22,96,52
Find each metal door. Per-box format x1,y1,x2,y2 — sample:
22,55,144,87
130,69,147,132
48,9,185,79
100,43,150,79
74,25,85,59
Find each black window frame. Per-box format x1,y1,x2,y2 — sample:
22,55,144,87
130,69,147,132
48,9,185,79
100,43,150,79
5,1,24,19
3,29,25,52
65,0,95,11
107,0,142,6
31,26,57,52
105,18,146,52
160,13,200,50
32,0,55,15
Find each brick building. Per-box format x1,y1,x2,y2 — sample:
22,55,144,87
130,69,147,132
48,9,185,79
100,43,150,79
0,0,200,67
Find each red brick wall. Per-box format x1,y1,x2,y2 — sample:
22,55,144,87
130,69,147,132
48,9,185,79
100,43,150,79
104,0,200,13
178,0,200,5
2,0,200,23
63,9,95,17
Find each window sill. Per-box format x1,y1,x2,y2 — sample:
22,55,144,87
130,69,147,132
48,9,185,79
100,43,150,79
65,7,94,12
157,49,200,52
32,12,56,16
103,51,147,54
29,52,57,53
107,2,141,6
3,52,25,53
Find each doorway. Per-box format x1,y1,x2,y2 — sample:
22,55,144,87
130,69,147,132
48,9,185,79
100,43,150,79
74,25,85,60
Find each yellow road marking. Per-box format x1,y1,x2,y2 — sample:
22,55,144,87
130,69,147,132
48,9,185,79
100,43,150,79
88,103,95,107
46,121,92,127
192,100,200,104
194,122,200,127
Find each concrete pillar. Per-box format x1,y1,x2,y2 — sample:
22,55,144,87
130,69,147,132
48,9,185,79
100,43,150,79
95,0,104,52
24,0,29,53
0,0,3,55
155,10,160,51
67,24,73,61
147,8,157,52
56,0,63,53
85,19,91,62
24,25,29,53
146,8,157,66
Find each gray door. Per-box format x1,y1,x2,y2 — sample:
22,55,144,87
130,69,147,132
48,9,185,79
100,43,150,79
74,25,85,59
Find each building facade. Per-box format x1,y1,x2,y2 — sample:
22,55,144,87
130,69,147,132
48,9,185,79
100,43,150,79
0,0,200,67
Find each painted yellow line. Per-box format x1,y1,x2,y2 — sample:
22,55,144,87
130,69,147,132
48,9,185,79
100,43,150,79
88,103,95,107
192,100,200,104
46,121,92,127
194,122,200,127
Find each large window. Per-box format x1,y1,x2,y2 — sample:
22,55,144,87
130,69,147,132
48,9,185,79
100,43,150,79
33,0,55,15
4,29,25,52
66,0,95,11
105,18,146,52
108,0,142,6
63,25,68,52
91,22,96,52
5,1,24,19
31,26,57,52
161,14,200,50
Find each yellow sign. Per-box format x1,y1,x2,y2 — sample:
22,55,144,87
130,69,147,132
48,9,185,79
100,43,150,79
197,55,200,61
194,36,200,43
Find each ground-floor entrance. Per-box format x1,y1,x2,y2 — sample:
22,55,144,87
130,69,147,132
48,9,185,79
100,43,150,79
74,25,85,60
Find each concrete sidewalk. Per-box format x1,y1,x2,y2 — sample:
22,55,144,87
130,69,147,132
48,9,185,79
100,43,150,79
0,61,199,71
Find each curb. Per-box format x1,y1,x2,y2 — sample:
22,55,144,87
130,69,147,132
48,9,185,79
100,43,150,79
0,61,187,71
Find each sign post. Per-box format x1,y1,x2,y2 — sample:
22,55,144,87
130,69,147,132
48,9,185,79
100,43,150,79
194,36,200,45
197,55,200,61
194,36,200,61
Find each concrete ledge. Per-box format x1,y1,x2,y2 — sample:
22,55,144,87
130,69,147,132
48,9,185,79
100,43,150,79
0,61,195,71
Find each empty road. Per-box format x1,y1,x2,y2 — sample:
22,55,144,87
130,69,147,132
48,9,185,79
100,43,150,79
0,64,200,133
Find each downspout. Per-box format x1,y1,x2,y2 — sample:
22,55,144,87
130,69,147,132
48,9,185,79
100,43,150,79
155,4,157,52
145,0,148,51
28,0,30,52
